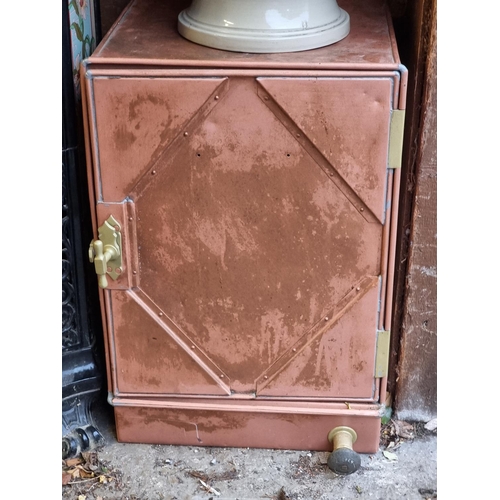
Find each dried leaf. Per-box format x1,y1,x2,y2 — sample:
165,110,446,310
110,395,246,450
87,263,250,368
394,420,414,439
82,451,98,465
62,472,72,485
79,469,95,479
99,475,107,483
65,457,83,467
71,468,81,478
78,496,86,500
383,450,398,461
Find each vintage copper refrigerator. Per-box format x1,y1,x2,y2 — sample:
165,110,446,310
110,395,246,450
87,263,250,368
81,0,407,456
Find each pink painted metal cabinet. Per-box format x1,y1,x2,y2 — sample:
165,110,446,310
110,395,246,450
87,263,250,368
82,0,407,453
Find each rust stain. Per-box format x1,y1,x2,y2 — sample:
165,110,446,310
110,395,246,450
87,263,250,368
128,93,163,120
111,291,226,395
259,309,289,367
113,124,137,149
93,76,227,200
260,285,379,398
136,408,253,433
258,77,392,220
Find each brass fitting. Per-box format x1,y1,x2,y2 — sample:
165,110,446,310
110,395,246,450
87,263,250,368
88,216,122,289
327,426,361,475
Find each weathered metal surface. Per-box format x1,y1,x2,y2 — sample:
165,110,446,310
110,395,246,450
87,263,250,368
93,0,401,69
257,77,393,222
92,76,228,201
83,0,407,451
113,403,381,453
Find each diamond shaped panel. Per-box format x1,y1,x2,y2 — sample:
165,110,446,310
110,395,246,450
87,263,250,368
131,77,383,395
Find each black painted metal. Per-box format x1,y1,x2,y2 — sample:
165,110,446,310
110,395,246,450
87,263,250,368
62,0,105,459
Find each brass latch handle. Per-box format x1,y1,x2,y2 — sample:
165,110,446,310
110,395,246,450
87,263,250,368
89,216,122,289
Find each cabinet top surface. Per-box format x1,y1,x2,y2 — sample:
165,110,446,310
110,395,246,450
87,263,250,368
90,0,401,70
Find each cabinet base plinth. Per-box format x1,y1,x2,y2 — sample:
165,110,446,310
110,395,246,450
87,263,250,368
113,400,381,453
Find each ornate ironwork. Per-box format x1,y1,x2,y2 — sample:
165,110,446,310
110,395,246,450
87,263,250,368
62,0,104,459
62,165,80,349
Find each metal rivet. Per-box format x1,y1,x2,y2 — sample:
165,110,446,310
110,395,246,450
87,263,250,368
360,207,364,212
133,271,137,275
151,170,156,175
220,374,224,378
184,132,189,136
129,217,133,221
325,317,329,321
191,345,195,349
292,348,297,352
116,267,122,274
107,267,112,272
356,287,361,291
264,376,268,379
215,95,219,100
159,312,163,316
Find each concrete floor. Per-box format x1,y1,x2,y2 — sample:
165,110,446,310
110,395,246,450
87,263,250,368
62,400,437,500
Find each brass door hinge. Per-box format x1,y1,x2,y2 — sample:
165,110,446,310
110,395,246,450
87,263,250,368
388,110,405,169
375,330,390,378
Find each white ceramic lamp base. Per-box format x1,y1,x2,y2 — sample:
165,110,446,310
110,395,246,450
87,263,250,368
178,0,350,53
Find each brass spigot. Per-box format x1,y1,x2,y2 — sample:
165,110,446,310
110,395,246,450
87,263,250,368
327,426,361,475
88,215,122,289
89,239,119,288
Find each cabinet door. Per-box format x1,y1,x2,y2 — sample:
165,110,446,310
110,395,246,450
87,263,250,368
87,75,395,401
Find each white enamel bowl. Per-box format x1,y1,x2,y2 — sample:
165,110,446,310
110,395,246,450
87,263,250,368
178,0,350,53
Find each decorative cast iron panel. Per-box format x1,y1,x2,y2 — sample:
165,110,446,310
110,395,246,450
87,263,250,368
62,164,80,349
62,0,103,459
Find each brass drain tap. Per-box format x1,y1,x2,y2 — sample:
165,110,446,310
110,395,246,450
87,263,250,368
327,426,361,475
